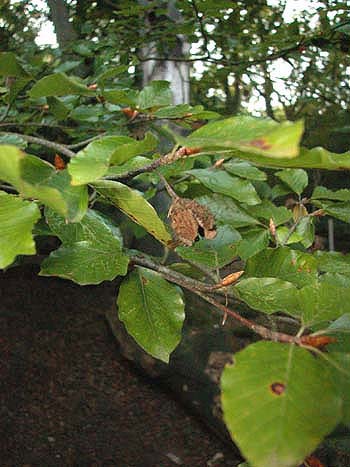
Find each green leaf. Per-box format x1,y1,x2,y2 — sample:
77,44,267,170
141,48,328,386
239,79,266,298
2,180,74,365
0,192,40,268
93,180,172,245
109,132,158,164
40,209,129,284
276,169,308,195
246,200,292,226
234,277,299,315
276,226,304,246
47,96,70,120
234,229,270,260
327,314,350,353
154,104,192,118
176,224,241,269
29,73,94,98
0,145,87,222
103,89,138,107
312,186,350,202
224,160,267,181
245,247,318,288
239,146,350,170
314,201,350,223
106,156,150,176
196,194,258,228
96,65,129,86
117,267,185,362
221,341,342,467
183,116,304,159
69,133,157,186
0,133,27,148
0,52,30,77
68,136,131,185
299,282,350,325
137,80,173,109
328,352,350,427
316,251,350,275
187,169,260,205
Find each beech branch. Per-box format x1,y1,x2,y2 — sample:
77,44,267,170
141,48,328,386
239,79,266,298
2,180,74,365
0,131,76,159
130,254,302,345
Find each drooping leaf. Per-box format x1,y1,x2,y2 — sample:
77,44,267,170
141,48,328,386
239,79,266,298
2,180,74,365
0,191,40,268
93,180,172,245
224,160,267,181
196,194,258,228
176,224,241,269
117,267,185,362
0,145,87,221
245,247,318,287
183,116,304,159
29,73,94,98
326,314,350,353
221,341,342,467
276,168,308,195
234,277,299,315
233,229,270,260
137,80,173,109
40,209,129,284
187,169,260,205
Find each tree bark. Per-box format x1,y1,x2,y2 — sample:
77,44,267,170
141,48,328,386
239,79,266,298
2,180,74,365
140,0,190,104
46,0,76,48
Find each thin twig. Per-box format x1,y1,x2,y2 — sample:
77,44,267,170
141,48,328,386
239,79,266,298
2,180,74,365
66,134,106,149
0,131,76,158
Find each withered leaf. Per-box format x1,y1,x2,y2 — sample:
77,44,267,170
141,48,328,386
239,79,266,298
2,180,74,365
168,198,217,246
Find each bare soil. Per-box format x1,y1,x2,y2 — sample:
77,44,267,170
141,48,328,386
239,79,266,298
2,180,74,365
0,264,241,467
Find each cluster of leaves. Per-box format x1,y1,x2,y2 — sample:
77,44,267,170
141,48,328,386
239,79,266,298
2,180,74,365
0,52,350,467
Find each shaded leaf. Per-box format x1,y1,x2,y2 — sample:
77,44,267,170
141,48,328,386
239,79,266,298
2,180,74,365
246,200,292,226
176,224,241,269
0,192,40,268
234,229,270,260
276,168,308,195
137,80,173,109
221,341,342,467
187,169,260,205
196,194,258,228
47,96,70,120
315,251,350,275
0,52,30,77
117,267,185,362
224,160,267,181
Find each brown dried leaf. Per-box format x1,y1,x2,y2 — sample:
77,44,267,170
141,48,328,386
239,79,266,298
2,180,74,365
168,198,216,246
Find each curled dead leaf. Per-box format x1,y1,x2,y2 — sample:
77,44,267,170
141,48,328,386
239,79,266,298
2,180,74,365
300,334,337,349
168,197,216,246
54,154,66,170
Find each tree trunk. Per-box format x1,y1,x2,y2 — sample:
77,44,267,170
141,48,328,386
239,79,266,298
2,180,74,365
140,0,190,104
46,0,76,48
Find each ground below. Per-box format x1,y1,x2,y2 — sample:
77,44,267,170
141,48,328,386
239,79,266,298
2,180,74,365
0,264,242,467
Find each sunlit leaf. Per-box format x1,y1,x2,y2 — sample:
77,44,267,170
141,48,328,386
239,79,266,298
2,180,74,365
0,191,40,268
221,341,342,467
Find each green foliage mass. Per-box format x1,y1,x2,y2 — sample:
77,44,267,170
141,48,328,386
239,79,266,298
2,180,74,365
1,2,350,466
